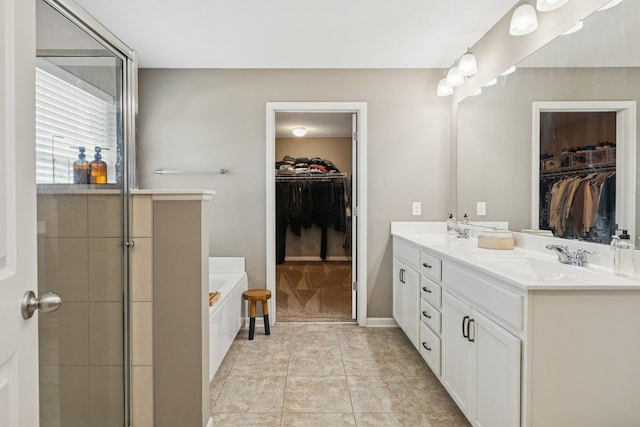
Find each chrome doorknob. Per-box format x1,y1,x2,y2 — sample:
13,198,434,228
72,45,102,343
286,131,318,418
21,291,63,319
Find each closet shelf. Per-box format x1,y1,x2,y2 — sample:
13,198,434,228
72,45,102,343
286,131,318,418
540,164,616,179
275,173,347,181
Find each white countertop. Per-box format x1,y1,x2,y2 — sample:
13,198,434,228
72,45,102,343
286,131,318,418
391,222,640,291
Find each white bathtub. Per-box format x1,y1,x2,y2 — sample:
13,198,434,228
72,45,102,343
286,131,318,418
208,257,247,381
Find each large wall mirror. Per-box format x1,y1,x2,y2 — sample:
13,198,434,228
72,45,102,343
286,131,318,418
456,0,640,244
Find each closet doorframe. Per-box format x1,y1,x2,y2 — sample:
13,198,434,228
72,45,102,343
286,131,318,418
266,102,368,326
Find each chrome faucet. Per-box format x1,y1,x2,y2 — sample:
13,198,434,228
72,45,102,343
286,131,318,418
545,244,594,267
455,227,470,239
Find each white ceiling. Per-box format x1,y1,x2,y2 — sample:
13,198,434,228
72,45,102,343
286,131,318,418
276,113,353,138
73,0,518,69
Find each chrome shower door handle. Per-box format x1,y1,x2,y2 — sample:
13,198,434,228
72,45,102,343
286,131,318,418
21,291,63,319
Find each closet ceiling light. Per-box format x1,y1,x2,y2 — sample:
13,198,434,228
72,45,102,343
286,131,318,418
509,3,538,36
292,127,307,137
536,0,568,12
562,20,583,35
598,0,622,11
500,65,517,76
484,77,498,87
437,78,453,96
446,66,464,87
458,52,478,77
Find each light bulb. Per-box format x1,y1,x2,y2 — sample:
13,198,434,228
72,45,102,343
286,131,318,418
510,4,538,36
562,20,583,35
458,52,478,77
500,65,517,76
292,127,307,137
536,0,568,12
437,78,453,96
446,66,464,87
598,0,622,11
484,78,498,87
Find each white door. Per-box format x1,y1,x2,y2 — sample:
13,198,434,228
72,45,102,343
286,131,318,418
403,266,420,348
475,309,521,427
392,259,404,327
442,291,474,416
351,113,357,319
0,0,39,426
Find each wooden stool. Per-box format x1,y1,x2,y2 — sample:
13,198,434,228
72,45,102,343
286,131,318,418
242,289,271,340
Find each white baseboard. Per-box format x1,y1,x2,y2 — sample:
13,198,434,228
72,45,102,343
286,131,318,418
284,256,352,262
206,417,213,427
365,317,399,327
244,317,398,328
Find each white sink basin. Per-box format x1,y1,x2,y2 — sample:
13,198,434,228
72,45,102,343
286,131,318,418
473,254,601,284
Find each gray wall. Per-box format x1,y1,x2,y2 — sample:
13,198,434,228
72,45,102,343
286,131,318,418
138,69,450,318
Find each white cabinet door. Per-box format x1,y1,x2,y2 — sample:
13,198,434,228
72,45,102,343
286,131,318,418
442,292,475,416
403,265,420,348
392,259,404,327
474,310,521,427
392,258,420,347
0,0,39,425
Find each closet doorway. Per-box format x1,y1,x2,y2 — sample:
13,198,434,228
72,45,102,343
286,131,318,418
266,102,368,326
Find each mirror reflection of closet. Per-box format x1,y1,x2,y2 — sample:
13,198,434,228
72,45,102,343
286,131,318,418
538,111,617,243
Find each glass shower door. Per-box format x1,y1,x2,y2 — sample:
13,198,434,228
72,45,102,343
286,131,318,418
35,1,128,425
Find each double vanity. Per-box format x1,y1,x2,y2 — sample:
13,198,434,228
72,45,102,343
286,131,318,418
391,222,640,427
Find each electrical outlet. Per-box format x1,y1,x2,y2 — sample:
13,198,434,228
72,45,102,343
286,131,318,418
477,201,486,216
412,202,422,216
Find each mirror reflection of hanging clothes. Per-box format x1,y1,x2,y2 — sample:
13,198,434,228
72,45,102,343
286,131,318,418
542,171,615,243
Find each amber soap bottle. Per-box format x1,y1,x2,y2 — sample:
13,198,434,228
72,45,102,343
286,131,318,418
90,146,109,184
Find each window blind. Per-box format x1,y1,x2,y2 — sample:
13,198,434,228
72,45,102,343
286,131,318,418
35,66,117,184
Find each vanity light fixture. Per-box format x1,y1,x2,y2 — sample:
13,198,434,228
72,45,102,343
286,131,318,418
437,78,454,96
458,51,478,77
509,3,538,36
292,127,307,137
536,0,568,12
562,20,583,35
446,66,464,87
598,0,622,11
500,65,517,76
484,77,498,87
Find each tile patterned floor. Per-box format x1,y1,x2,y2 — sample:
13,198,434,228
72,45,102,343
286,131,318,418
210,323,471,427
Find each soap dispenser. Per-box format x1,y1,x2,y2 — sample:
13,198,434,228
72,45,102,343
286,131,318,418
90,146,109,184
446,214,457,235
613,230,634,276
72,146,89,184
462,214,469,225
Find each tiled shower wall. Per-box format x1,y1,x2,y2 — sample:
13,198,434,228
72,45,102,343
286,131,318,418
131,194,154,427
37,192,124,427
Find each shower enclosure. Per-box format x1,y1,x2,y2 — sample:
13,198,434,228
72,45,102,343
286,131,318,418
36,0,136,425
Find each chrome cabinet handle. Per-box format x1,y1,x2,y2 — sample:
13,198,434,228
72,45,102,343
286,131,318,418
422,310,432,319
124,241,135,247
462,315,469,338
21,291,63,319
422,286,432,293
422,262,432,269
422,342,431,351
468,319,476,342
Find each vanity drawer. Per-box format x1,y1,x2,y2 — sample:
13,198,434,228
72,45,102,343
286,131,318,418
443,263,523,330
394,238,420,266
421,275,442,308
420,298,441,335
420,252,442,282
419,321,441,376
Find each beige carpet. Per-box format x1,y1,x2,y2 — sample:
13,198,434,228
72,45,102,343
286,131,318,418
276,261,354,322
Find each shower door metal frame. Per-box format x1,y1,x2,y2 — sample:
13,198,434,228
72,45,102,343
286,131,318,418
39,1,138,425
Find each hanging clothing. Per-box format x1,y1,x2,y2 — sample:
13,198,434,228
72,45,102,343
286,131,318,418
275,177,350,263
540,171,615,243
